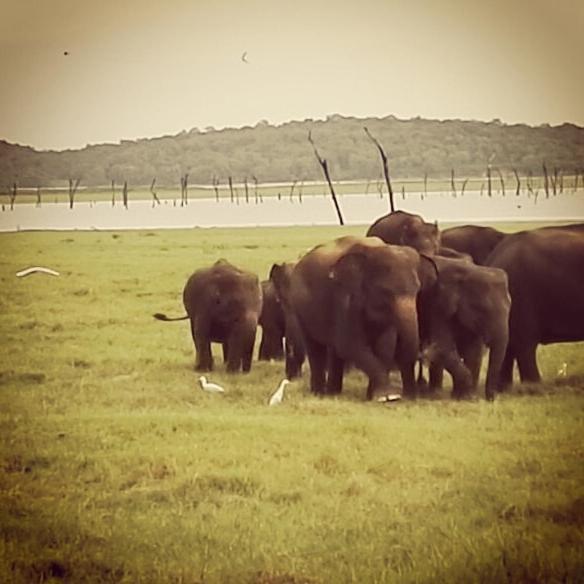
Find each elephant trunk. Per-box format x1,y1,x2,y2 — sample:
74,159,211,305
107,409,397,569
393,295,420,397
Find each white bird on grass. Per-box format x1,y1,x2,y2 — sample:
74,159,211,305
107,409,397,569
557,362,568,377
268,379,290,406
198,376,225,393
377,394,402,404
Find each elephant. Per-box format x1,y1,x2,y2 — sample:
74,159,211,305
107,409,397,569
441,225,507,265
366,210,441,255
258,280,285,361
285,235,436,400
154,259,263,373
269,262,306,379
486,224,584,389
417,256,511,400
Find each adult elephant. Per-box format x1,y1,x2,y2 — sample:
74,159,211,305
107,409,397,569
441,225,507,265
258,280,285,361
366,210,441,255
287,236,436,399
417,256,511,400
486,225,584,388
154,260,263,373
269,262,306,379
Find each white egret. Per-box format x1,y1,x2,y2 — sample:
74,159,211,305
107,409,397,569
268,379,290,406
198,376,225,393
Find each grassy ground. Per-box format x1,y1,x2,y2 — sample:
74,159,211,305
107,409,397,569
0,224,583,583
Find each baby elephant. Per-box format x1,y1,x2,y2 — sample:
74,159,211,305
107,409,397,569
154,260,263,373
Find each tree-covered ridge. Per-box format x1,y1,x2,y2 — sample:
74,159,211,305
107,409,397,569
1,115,583,187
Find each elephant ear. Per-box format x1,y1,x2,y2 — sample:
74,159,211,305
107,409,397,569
269,263,292,303
418,253,439,290
329,251,366,298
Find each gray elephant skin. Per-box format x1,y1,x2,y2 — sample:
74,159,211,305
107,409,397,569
366,210,441,255
154,260,263,373
285,235,436,399
486,224,584,388
258,280,285,361
418,256,511,400
441,225,507,265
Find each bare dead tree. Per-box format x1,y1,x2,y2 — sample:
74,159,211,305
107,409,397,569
495,169,506,196
36,186,41,208
377,175,384,198
559,170,564,194
365,178,371,196
512,168,521,196
460,178,469,197
212,176,220,202
289,179,298,202
111,180,116,206
180,174,189,206
424,173,428,199
252,175,261,203
244,176,250,204
364,127,395,212
450,168,456,197
401,185,406,200
10,182,17,210
150,178,161,207
228,176,235,203
298,180,304,203
480,182,485,197
542,162,549,198
68,178,80,209
486,165,492,197
122,180,128,209
527,171,535,198
551,167,559,195
308,131,344,225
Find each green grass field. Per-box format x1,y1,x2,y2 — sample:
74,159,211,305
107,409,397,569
0,224,583,583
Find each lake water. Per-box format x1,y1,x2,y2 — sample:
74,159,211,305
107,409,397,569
1,190,583,232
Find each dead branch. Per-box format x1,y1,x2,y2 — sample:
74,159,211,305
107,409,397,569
542,162,549,198
68,178,80,209
122,180,128,209
150,177,160,207
450,168,456,197
308,131,344,225
495,168,505,196
364,127,395,212
460,178,469,197
228,176,235,203
512,168,521,196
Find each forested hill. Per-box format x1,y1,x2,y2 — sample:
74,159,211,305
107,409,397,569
1,115,583,187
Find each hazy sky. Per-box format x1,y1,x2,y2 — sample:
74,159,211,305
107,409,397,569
1,0,582,151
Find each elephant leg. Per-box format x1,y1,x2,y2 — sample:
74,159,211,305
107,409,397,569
428,363,444,391
349,347,391,400
226,323,256,373
497,347,515,391
459,337,483,391
416,360,428,391
431,328,472,398
516,341,541,383
484,334,509,401
326,350,345,395
258,332,268,361
284,315,305,379
192,319,213,372
399,362,418,399
304,336,327,395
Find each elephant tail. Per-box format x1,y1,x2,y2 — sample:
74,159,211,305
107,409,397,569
153,313,189,322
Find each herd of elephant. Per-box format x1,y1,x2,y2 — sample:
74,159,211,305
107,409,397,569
154,211,584,401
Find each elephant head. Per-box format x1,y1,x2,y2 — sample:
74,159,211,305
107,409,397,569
401,219,441,256
329,243,422,396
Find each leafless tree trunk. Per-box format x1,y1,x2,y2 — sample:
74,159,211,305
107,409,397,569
486,165,492,197
252,175,261,203
527,171,535,198
551,167,559,195
150,178,160,207
289,179,298,202
542,162,549,198
308,131,344,225
480,182,485,197
559,170,564,193
460,178,469,197
180,174,189,206
298,180,304,203
512,168,521,196
68,178,80,209
450,168,456,197
364,127,395,212
228,176,235,203
122,180,128,209
36,186,41,208
424,173,428,199
10,182,17,210
244,176,250,204
495,169,505,196
212,176,220,202
401,185,406,200
111,180,116,206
